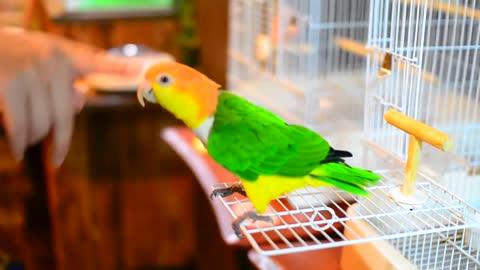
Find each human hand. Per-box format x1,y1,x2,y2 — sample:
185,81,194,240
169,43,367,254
0,27,143,166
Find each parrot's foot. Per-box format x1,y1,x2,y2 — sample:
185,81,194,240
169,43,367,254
210,183,246,199
232,210,273,238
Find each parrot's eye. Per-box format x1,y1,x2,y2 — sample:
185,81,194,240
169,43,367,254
156,74,173,86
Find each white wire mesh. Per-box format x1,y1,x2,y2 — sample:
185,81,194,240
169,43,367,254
212,169,480,265
227,0,370,132
222,0,480,267
364,0,480,205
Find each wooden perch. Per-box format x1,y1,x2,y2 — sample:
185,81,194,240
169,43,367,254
404,0,480,20
384,109,453,152
384,109,453,197
335,38,439,84
335,38,371,57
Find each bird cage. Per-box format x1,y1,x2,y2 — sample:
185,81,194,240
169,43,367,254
214,166,480,263
214,0,480,266
227,0,371,134
364,0,480,208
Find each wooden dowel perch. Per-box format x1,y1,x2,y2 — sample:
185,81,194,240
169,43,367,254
384,109,453,197
335,38,439,84
404,0,480,20
384,110,453,152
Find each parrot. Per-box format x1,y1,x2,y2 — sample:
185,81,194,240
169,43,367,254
136,62,381,237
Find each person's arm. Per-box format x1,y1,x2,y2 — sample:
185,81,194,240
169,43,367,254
0,28,142,166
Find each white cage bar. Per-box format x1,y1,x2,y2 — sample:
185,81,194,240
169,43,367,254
364,0,480,206
216,0,480,267
212,169,480,263
227,0,371,132
211,139,480,266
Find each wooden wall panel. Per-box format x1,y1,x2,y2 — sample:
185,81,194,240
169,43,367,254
195,0,229,86
53,104,197,270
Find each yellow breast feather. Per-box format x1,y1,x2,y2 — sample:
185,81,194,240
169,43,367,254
240,175,333,213
153,86,203,128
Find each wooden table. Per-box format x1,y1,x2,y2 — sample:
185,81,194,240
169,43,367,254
248,247,343,270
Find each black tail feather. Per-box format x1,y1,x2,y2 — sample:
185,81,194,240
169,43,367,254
329,147,353,158
320,147,353,165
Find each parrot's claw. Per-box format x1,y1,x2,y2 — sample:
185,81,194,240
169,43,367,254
232,210,273,238
210,183,246,199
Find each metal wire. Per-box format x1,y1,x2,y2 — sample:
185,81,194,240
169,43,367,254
224,0,480,267
227,0,370,131
365,0,480,205
212,169,480,262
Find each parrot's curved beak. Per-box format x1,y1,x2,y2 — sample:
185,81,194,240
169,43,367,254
137,79,156,107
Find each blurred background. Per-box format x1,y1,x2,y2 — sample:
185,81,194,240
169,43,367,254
0,1,239,270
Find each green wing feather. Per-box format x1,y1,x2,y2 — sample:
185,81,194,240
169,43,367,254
206,91,381,197
207,91,330,181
